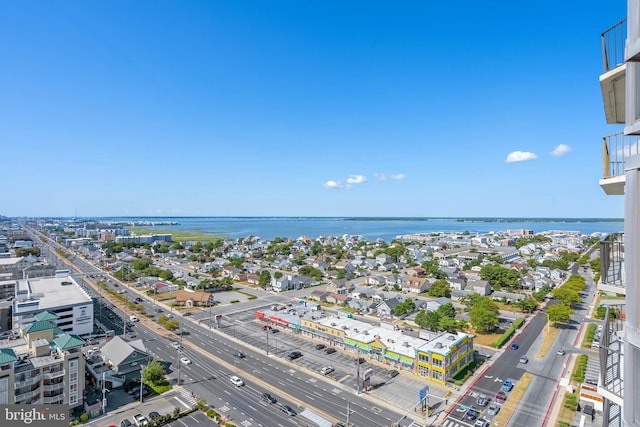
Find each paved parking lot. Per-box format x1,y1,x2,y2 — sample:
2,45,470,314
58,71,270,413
216,305,450,414
87,388,199,427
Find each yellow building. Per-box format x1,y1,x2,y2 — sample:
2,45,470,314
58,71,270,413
415,332,474,385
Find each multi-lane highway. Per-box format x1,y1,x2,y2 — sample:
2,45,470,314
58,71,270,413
29,228,416,427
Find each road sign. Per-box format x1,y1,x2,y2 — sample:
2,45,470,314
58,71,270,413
419,385,429,402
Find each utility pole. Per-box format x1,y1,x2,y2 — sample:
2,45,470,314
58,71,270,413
101,371,108,415
356,346,361,394
139,365,144,402
346,401,350,427
266,326,269,355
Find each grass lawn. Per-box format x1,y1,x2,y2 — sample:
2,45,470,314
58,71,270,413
495,373,532,426
127,227,223,242
467,328,504,347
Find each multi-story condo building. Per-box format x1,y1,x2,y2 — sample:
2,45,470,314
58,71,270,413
598,2,640,425
0,312,85,412
12,273,94,336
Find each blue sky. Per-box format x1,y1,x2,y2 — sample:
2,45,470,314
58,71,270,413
0,1,627,218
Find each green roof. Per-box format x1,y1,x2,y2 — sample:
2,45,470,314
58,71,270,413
53,334,85,350
24,320,56,334
34,311,58,321
0,348,17,364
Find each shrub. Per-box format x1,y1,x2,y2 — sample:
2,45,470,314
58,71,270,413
206,409,218,418
230,299,240,304
79,413,89,422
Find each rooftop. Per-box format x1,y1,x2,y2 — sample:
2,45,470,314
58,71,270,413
13,275,92,314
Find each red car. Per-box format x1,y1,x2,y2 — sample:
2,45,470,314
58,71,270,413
495,391,507,403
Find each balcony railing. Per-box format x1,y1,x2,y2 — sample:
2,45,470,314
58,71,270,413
14,374,41,389
42,393,64,404
603,133,640,180
599,305,625,402
42,382,64,392
602,19,627,73
600,233,625,292
43,369,65,380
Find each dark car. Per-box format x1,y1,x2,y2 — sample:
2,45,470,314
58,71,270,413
324,347,336,354
234,351,246,358
355,357,365,364
280,405,297,416
270,328,279,334
465,406,479,420
511,343,519,350
262,325,269,331
120,420,133,427
287,351,302,360
148,411,161,422
316,343,326,350
261,392,277,404
183,312,192,317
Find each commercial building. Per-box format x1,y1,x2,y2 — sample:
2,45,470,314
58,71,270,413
597,4,640,425
12,273,94,336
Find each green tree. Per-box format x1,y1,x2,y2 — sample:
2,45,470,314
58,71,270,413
15,247,41,257
547,305,573,324
437,302,456,318
469,297,499,333
414,309,442,331
258,270,271,288
142,359,166,384
428,279,451,298
394,299,416,316
552,287,581,307
516,297,539,313
274,271,283,279
132,258,152,271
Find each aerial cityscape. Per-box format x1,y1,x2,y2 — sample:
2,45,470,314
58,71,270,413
1,1,637,427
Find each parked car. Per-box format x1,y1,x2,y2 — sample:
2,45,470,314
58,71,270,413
280,405,297,416
519,355,529,364
261,392,277,404
133,414,148,426
148,412,161,422
465,406,479,420
474,419,490,427
320,366,334,375
501,378,514,392
355,357,365,364
476,394,489,406
316,343,326,350
183,312,192,317
287,351,302,361
495,391,507,403
229,375,244,386
324,347,336,354
487,403,500,416
120,419,133,427
270,328,279,334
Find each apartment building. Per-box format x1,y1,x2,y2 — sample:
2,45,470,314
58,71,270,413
0,313,85,411
598,3,640,425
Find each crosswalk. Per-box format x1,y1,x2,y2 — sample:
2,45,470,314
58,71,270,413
176,388,198,408
440,418,474,427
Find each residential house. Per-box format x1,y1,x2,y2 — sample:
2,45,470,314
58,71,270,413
402,277,431,294
377,297,402,318
426,297,451,312
468,280,491,296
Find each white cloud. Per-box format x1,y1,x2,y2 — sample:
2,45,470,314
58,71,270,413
374,172,406,181
346,175,367,185
550,144,572,157
505,151,538,163
323,180,343,189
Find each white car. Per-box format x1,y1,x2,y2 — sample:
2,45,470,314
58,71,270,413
129,315,139,322
320,366,334,375
170,341,182,350
229,375,244,386
180,357,191,365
